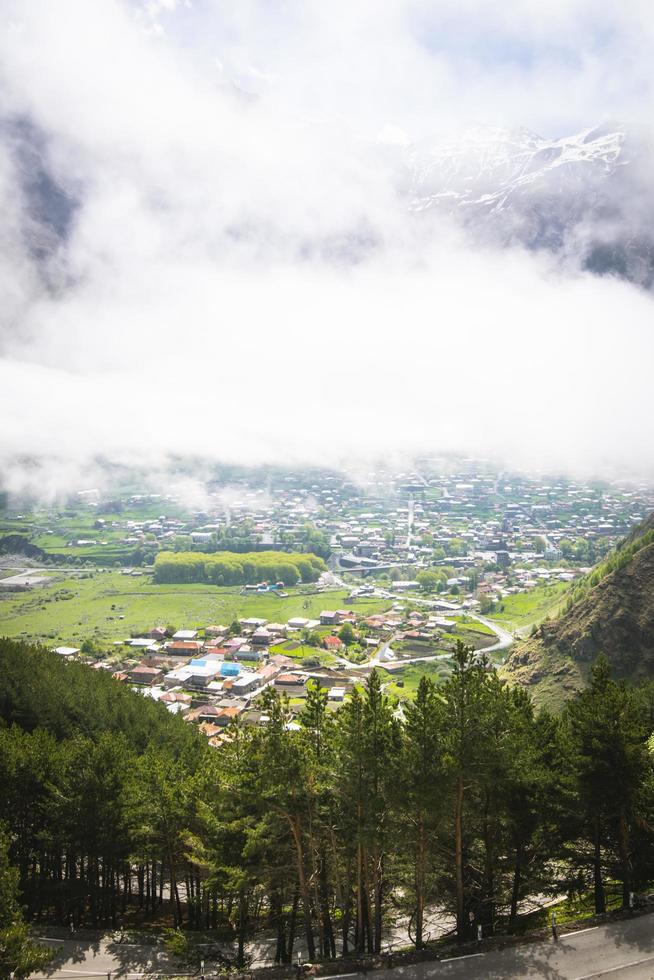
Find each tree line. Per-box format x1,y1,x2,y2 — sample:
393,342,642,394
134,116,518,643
2,637,654,968
152,550,326,586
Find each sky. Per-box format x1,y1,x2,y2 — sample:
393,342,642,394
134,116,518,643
1,0,654,499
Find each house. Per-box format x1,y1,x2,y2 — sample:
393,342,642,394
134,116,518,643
236,646,263,662
231,672,263,695
150,627,167,641
251,627,273,646
274,673,308,696
215,706,244,726
266,623,287,637
53,646,79,657
127,637,157,650
129,665,164,686
172,629,198,641
164,659,221,689
287,617,310,630
258,663,281,683
328,687,346,701
203,643,227,659
319,610,340,626
205,625,229,638
241,709,264,726
275,672,305,687
223,637,246,652
364,615,387,631
323,635,344,651
198,722,223,738
160,691,192,707
166,640,203,656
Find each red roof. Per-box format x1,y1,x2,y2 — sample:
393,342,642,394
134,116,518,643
276,673,305,685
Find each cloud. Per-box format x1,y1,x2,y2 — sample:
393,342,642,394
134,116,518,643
1,0,654,498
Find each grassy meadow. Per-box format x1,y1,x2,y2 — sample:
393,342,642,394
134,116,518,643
0,571,391,651
486,580,571,633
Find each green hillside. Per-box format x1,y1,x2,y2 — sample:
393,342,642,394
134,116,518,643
503,513,654,707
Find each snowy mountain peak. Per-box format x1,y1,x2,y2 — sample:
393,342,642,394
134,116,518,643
407,124,627,214
402,122,654,287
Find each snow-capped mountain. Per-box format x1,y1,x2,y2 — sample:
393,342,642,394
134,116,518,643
404,123,654,285
407,124,625,214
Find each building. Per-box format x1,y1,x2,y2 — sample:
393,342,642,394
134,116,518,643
231,672,263,695
166,640,203,656
129,665,164,686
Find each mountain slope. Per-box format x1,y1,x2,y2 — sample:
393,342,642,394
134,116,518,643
503,513,654,707
405,123,654,286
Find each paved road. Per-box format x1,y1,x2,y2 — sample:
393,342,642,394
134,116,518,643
31,933,173,978
380,916,654,980
472,613,514,654
30,912,654,978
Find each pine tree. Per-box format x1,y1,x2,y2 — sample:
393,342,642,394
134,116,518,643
0,827,53,979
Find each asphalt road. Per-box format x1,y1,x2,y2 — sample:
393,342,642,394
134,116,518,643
381,916,654,980
31,913,654,979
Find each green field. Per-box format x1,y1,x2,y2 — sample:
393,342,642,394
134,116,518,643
0,572,391,651
378,660,453,699
486,580,571,633
268,638,340,667
452,614,495,636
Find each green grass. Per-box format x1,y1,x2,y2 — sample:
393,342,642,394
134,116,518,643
486,581,571,633
515,883,623,934
452,615,495,635
378,660,453,699
268,639,339,667
0,572,391,650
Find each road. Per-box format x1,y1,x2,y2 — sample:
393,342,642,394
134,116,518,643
31,912,654,979
31,932,174,979
333,601,515,673
378,914,654,980
473,613,514,654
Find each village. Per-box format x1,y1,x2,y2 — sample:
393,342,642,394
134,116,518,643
52,584,494,742
3,461,654,745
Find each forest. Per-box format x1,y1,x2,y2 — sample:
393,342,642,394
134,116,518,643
152,551,326,586
1,637,654,969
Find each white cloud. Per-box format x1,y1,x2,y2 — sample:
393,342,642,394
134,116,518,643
1,0,654,497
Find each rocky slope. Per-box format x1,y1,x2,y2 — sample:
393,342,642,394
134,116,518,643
503,513,654,707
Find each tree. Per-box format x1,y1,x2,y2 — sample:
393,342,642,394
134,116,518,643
478,595,494,615
0,827,53,979
400,677,446,947
416,570,440,593
335,673,400,953
566,657,654,911
338,623,356,647
440,642,494,942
